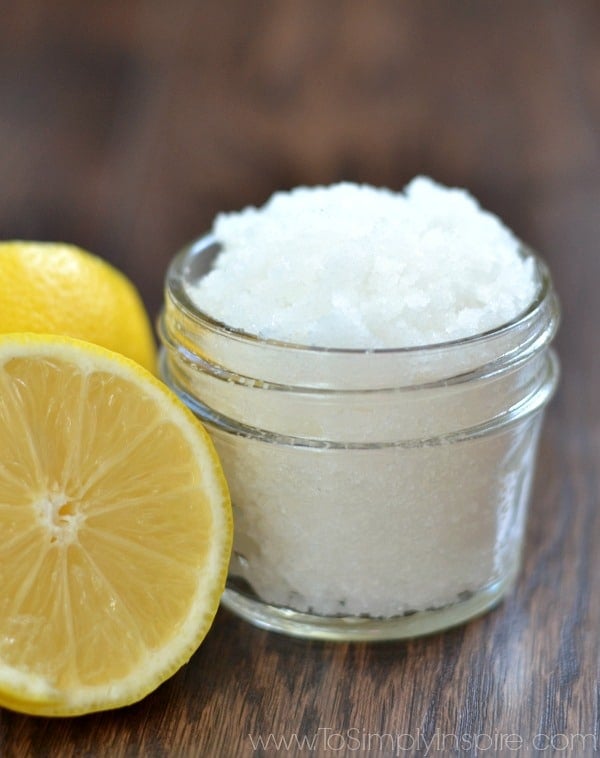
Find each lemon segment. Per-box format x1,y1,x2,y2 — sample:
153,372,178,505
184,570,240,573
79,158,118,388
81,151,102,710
0,334,232,716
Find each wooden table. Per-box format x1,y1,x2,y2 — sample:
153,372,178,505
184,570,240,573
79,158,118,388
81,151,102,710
0,2,598,755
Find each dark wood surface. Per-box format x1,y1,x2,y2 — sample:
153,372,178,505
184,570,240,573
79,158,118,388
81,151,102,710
0,1,598,756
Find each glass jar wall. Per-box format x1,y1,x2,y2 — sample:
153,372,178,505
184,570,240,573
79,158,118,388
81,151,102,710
159,236,560,641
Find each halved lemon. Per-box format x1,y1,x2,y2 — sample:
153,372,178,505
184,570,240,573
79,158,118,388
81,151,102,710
0,334,232,716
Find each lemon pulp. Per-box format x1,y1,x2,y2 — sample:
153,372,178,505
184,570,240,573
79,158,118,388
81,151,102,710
0,334,231,716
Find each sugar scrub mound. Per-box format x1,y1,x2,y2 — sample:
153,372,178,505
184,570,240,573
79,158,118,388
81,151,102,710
187,177,538,349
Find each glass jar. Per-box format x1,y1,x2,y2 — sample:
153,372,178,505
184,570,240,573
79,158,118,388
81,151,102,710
158,235,560,641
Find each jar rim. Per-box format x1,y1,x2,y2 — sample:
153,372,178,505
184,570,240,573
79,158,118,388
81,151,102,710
166,234,557,357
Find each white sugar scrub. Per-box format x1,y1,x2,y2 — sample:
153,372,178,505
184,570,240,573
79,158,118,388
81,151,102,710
159,177,560,640
187,177,538,349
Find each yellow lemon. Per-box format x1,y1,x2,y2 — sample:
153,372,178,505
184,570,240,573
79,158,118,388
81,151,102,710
0,242,156,373
0,334,232,716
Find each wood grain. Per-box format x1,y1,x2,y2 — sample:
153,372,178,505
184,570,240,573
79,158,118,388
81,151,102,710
0,1,599,755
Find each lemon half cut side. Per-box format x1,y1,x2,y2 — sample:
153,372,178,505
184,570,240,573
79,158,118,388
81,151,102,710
0,334,232,716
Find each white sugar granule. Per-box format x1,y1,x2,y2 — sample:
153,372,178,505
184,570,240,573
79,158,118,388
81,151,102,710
188,177,538,348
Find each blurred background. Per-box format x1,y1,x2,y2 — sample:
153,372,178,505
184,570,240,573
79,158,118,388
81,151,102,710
1,0,598,332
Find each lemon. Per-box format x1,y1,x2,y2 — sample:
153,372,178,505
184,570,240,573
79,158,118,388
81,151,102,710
0,333,232,716
0,242,156,373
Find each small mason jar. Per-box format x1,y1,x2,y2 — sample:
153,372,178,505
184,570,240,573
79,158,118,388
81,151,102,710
158,235,560,641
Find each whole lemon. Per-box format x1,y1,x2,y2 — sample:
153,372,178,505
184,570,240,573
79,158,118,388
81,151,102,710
0,241,156,373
